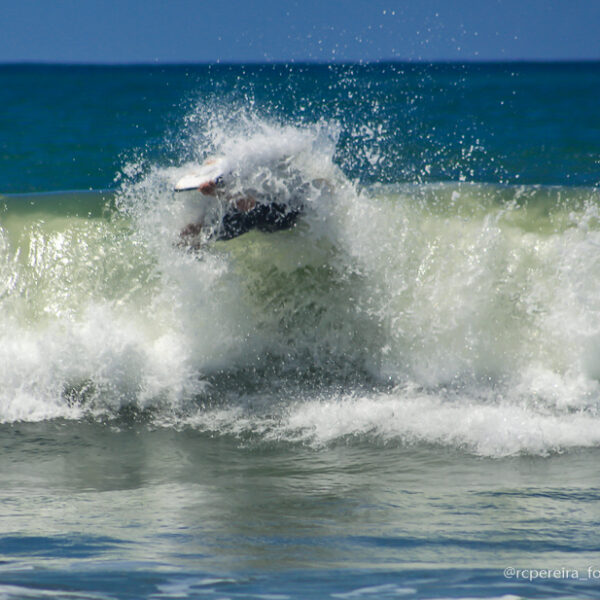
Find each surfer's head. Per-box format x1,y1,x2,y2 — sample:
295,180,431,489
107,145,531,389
198,174,226,195
198,179,217,195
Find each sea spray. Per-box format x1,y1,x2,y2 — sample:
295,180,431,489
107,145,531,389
2,106,600,456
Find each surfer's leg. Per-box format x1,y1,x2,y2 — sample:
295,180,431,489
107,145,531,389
215,209,255,241
253,203,301,233
213,203,302,241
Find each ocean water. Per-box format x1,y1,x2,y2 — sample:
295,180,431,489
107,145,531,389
1,62,600,599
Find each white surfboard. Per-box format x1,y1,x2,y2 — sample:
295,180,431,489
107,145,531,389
174,157,230,192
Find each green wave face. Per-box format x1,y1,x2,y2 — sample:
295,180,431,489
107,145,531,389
1,181,600,453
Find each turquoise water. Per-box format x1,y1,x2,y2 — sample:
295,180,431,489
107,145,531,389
1,63,600,599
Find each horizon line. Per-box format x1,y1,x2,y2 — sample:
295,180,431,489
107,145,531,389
1,58,599,67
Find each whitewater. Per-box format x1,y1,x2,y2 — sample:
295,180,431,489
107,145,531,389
2,110,600,457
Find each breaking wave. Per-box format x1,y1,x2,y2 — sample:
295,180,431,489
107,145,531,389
2,106,600,456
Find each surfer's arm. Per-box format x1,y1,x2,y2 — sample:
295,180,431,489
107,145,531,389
180,222,203,238
178,221,205,250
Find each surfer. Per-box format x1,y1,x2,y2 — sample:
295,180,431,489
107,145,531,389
177,157,304,245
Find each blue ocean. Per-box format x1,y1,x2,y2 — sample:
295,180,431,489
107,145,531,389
1,62,600,599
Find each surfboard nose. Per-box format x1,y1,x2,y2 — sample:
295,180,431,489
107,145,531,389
174,157,228,191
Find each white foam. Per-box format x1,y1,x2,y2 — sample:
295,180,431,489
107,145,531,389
3,109,600,458
179,383,600,458
283,389,600,457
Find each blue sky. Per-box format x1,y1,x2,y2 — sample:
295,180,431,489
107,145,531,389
1,0,599,63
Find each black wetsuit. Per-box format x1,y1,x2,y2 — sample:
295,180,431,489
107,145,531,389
215,202,302,241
